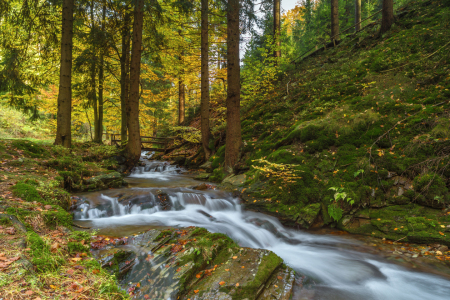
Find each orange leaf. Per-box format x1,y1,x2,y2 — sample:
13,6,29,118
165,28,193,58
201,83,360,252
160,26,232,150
232,256,237,259
196,274,201,278
277,276,282,280
236,283,239,287
194,290,199,294
219,281,225,285
136,283,140,288
439,231,445,236
225,269,230,271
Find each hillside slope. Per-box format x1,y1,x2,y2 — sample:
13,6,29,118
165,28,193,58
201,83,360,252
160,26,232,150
199,0,450,246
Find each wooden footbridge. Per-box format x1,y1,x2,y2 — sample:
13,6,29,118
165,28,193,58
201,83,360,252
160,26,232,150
111,134,175,153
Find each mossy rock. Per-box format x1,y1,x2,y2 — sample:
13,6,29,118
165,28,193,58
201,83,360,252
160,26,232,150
297,203,321,229
413,172,449,207
12,140,49,158
12,182,43,202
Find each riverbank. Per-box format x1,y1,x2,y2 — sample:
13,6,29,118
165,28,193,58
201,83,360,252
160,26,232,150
0,139,128,299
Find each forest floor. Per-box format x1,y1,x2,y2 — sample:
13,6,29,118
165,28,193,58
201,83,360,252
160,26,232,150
0,139,128,300
173,0,450,269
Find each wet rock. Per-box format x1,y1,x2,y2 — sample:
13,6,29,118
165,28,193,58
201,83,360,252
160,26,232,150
199,161,212,170
92,227,295,300
82,172,125,191
194,173,211,180
155,192,172,210
222,174,246,187
296,203,321,229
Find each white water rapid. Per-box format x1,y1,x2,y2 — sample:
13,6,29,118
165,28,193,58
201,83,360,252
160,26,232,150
74,159,450,300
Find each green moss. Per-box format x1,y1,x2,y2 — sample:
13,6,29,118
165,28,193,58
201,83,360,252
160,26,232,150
12,182,43,202
43,205,72,229
68,241,90,254
11,140,49,158
233,252,283,299
413,172,449,204
209,167,226,182
27,231,64,272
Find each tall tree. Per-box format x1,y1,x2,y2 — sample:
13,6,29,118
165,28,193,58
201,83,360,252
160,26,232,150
120,5,131,142
178,77,185,125
201,0,212,160
178,54,185,125
355,0,361,32
126,0,144,166
96,2,106,143
224,0,242,173
54,0,74,148
90,0,99,142
331,0,339,43
381,0,394,34
273,0,281,58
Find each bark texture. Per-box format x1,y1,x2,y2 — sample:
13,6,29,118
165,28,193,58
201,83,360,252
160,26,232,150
331,0,339,42
355,0,361,32
120,7,131,142
381,0,394,34
224,0,242,174
96,3,106,143
91,0,98,142
273,0,281,58
126,0,144,167
178,77,185,125
54,0,74,148
201,0,212,160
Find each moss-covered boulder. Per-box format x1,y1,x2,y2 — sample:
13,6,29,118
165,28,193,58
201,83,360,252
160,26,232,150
91,227,295,300
81,172,125,192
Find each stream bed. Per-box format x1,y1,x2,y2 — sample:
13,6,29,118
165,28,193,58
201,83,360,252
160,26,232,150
73,156,450,300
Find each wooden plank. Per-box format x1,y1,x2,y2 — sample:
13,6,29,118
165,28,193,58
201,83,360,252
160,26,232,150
141,147,166,152
141,141,167,145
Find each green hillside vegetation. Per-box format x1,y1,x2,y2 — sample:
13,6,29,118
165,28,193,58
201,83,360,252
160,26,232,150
206,0,450,245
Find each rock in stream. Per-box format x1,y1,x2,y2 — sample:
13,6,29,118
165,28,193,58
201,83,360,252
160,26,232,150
92,227,294,299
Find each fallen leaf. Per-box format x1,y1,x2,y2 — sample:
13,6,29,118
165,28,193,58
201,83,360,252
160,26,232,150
136,282,140,288
92,269,100,274
194,290,199,294
277,276,282,280
439,231,445,236
219,281,225,285
236,283,239,287
25,290,33,295
225,269,229,271
232,256,238,259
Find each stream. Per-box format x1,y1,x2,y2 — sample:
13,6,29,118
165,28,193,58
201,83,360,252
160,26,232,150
73,154,450,300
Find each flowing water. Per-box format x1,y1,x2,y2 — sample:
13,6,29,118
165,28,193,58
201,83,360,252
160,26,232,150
74,153,450,300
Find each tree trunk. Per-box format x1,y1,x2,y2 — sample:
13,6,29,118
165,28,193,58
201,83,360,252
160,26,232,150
178,76,185,125
224,0,242,174
355,0,361,32
331,0,339,42
120,8,131,143
126,0,144,168
381,0,394,34
201,0,212,160
54,0,74,148
96,3,106,143
91,0,99,143
273,0,281,59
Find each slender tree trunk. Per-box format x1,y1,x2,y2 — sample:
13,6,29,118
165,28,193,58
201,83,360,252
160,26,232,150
331,0,339,42
381,0,394,34
273,0,281,59
91,0,99,142
54,0,74,148
178,76,185,125
224,0,242,174
96,3,106,143
120,7,131,143
201,0,212,160
355,0,361,32
126,0,144,167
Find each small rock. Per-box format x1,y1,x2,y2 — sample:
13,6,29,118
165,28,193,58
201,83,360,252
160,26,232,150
6,227,16,235
437,245,448,252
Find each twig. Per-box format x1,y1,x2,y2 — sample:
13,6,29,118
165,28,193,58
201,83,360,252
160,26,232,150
73,223,91,229
394,236,407,243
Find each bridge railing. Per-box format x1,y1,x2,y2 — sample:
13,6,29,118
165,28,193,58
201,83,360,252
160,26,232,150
110,134,176,152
